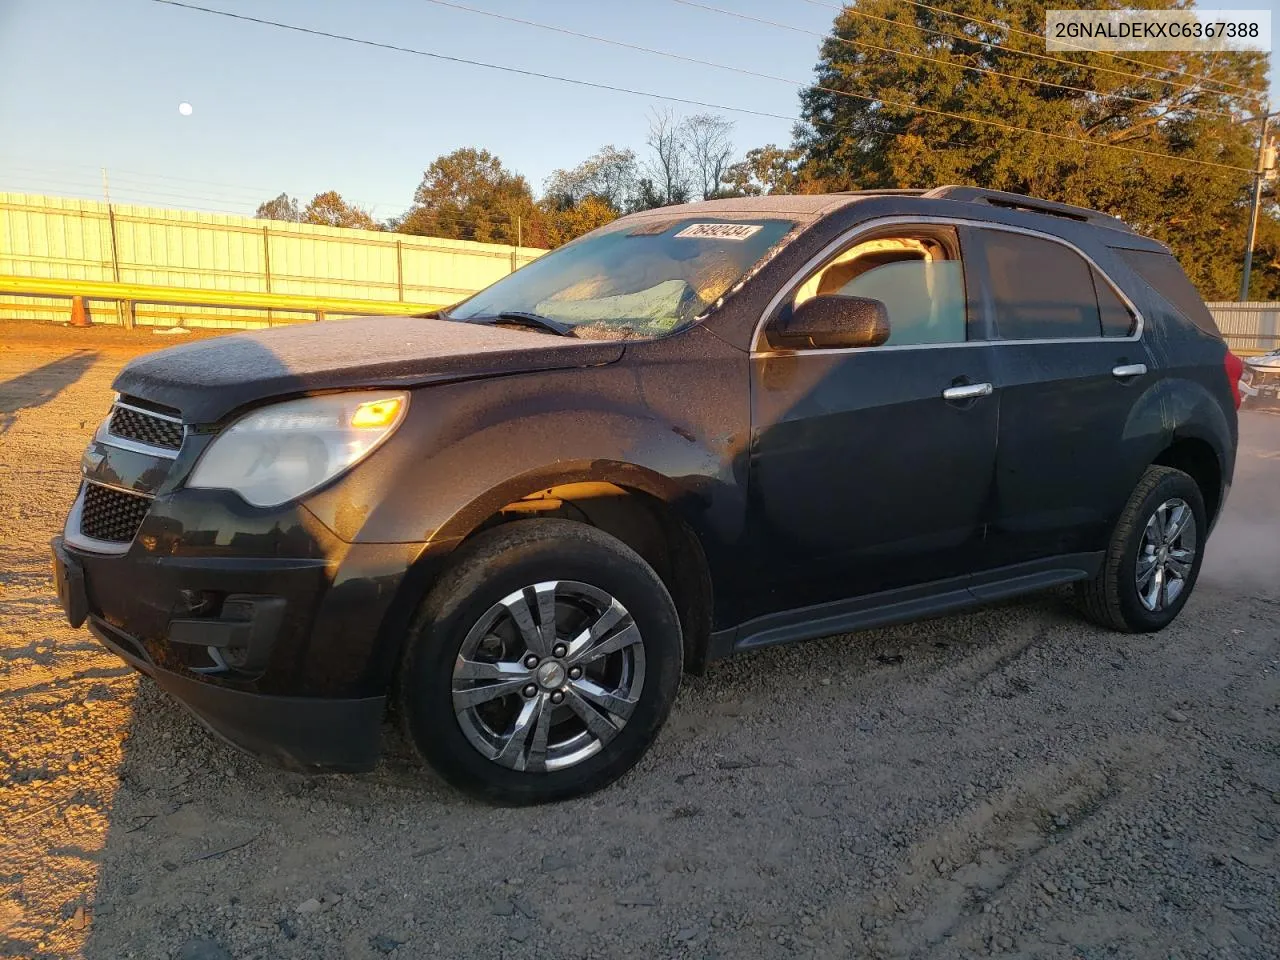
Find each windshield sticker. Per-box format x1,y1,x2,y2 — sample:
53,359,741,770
674,223,764,241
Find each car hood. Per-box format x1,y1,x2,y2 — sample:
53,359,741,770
112,315,625,423
1244,352,1280,369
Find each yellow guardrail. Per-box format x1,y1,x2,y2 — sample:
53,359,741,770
0,275,447,326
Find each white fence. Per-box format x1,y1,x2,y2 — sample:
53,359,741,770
1206,301,1280,352
0,194,545,328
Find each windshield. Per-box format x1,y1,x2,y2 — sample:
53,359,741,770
446,217,799,338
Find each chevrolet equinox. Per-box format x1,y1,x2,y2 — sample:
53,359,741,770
53,187,1243,803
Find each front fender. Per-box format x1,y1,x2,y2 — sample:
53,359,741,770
303,340,751,569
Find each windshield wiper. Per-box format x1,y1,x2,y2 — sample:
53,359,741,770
471,311,576,337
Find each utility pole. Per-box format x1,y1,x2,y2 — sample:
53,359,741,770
101,167,126,326
1240,108,1278,302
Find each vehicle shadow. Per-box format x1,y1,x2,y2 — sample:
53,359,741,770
0,350,100,435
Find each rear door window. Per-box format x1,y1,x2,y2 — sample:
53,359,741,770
979,230,1101,340
1093,268,1138,337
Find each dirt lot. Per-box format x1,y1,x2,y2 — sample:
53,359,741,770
1,325,1277,960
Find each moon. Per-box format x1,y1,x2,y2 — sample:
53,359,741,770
178,102,193,116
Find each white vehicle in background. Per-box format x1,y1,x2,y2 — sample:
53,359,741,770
1240,349,1280,407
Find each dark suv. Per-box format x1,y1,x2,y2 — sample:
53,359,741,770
52,187,1242,803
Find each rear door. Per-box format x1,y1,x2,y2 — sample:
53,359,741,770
968,226,1150,568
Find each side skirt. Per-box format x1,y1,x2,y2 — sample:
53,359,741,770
708,552,1103,660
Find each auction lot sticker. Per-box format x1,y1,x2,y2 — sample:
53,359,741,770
1046,9,1270,52
674,223,764,240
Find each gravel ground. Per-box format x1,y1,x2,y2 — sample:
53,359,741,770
1,326,1277,960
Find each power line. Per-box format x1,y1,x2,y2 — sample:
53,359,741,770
788,0,1264,104
795,0,1266,101
149,1,809,125
0,177,528,235
662,0,1235,120
150,0,1250,175
142,1,974,161
0,156,414,215
890,0,1267,98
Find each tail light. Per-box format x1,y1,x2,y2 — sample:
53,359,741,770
1224,350,1244,409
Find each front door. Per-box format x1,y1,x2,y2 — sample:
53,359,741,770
747,224,999,619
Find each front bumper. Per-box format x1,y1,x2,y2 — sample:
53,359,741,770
1240,373,1280,404
51,514,438,773
89,614,384,772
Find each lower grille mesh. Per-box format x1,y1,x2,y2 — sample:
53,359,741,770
80,483,151,543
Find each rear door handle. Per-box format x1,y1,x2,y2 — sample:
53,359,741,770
1112,363,1147,379
942,382,993,401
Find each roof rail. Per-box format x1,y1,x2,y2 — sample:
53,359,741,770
922,185,1134,233
832,188,929,196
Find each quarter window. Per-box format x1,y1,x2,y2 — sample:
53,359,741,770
788,232,967,347
1117,248,1218,336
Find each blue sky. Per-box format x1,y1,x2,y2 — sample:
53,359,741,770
1,0,1277,220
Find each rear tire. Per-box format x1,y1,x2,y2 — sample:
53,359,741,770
1075,466,1206,632
399,519,683,804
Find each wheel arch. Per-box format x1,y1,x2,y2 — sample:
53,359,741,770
1121,376,1234,529
387,461,717,682
1151,435,1224,526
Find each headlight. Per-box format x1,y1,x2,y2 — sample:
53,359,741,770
187,392,408,507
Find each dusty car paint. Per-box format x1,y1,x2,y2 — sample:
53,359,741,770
53,191,1240,772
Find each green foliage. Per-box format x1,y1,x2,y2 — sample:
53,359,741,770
722,145,805,196
398,148,540,246
796,0,1274,299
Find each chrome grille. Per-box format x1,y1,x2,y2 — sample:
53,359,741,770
80,483,152,543
107,403,183,451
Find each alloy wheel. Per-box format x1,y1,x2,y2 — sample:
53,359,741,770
1135,497,1197,612
451,580,645,772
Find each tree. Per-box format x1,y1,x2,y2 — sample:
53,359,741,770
722,144,804,196
643,109,692,207
544,145,639,212
795,0,1273,299
398,147,541,245
541,195,621,248
255,193,303,222
303,191,380,230
683,114,736,200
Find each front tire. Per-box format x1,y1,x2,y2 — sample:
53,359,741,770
399,519,683,804
1075,466,1206,632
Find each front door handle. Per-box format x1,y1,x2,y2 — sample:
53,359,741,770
942,382,993,402
1112,363,1147,379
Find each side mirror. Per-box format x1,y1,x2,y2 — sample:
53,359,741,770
769,295,891,350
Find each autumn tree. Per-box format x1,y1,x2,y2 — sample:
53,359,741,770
398,148,541,245
303,191,380,230
255,193,303,222
722,145,805,196
796,0,1274,298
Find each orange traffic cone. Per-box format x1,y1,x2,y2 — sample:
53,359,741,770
69,296,91,328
